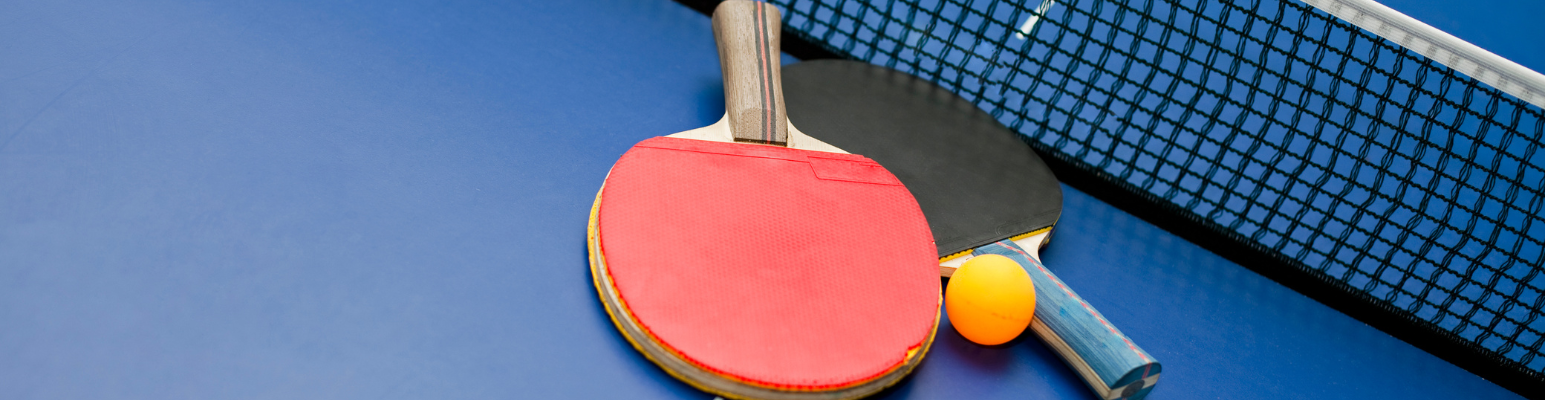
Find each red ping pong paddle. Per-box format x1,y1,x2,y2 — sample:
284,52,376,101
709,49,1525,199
587,2,941,398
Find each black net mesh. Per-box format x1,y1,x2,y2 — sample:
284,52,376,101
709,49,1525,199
760,0,1545,385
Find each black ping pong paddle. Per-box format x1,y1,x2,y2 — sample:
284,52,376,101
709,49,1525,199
782,59,1162,400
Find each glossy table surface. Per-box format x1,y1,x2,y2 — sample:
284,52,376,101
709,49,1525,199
0,0,1533,398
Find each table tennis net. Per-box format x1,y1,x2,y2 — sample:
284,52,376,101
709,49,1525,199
708,0,1545,391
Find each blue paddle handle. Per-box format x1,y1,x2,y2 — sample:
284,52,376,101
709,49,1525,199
974,240,1162,400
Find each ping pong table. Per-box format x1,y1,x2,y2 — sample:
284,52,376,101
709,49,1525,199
1,0,1535,398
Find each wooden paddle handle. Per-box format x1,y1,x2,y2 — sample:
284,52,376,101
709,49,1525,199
712,0,788,146
975,240,1161,400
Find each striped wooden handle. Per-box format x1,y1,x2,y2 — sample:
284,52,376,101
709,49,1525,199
712,0,788,146
976,240,1162,400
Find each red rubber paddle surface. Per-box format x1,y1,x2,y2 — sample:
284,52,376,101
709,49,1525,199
597,137,939,389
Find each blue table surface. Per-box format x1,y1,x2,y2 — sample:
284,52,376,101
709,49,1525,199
0,0,1533,399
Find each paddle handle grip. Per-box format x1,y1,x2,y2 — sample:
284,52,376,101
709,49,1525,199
712,0,788,146
975,240,1161,400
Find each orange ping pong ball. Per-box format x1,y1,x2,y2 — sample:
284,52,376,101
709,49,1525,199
945,254,1037,345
